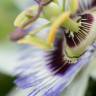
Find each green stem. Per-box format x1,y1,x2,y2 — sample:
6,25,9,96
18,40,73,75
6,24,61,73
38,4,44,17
62,17,80,32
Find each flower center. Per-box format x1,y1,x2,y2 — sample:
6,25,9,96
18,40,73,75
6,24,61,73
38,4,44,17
65,12,96,57
65,13,93,47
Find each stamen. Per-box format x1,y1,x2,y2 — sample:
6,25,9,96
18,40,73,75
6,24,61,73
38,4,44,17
11,23,50,42
22,0,53,28
17,35,53,50
22,5,43,28
14,5,38,29
48,12,80,45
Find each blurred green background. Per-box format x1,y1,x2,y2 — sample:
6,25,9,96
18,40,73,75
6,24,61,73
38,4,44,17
0,0,20,41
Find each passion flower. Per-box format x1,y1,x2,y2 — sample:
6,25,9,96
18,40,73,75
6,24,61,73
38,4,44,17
11,0,96,96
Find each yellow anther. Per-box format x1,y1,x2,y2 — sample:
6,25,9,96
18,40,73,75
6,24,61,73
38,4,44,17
14,5,38,29
48,12,70,45
17,35,53,50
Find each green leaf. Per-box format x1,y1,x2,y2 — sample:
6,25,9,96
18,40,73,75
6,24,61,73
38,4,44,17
0,72,15,96
85,77,96,96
